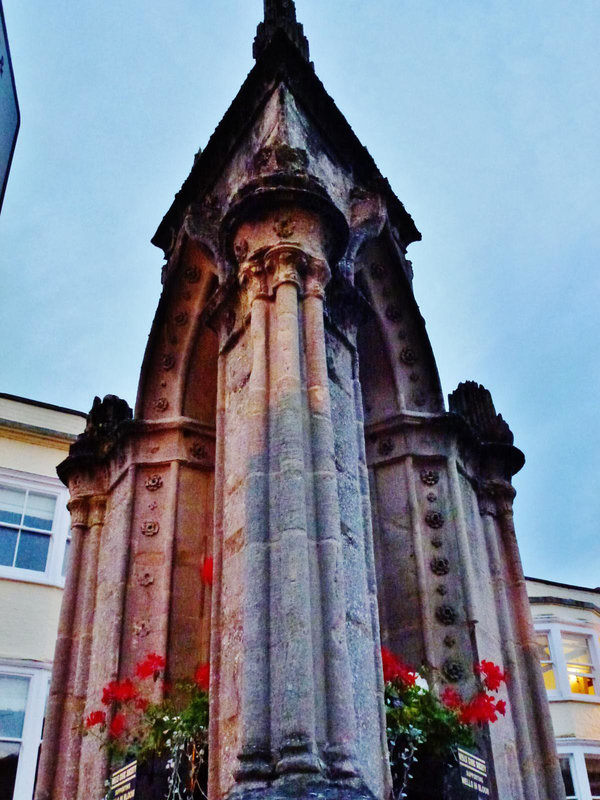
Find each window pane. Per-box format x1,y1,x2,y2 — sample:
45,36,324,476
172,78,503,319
23,492,55,532
563,633,593,666
14,532,50,572
586,754,600,798
534,632,552,660
62,539,71,577
0,741,20,800
534,634,556,690
569,674,595,695
541,661,557,691
0,527,18,567
0,487,25,526
559,756,576,798
0,675,29,738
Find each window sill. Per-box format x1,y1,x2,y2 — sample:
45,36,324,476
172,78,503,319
0,566,65,589
548,694,600,704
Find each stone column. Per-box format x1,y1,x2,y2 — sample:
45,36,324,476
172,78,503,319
35,496,89,800
210,199,387,800
487,479,565,799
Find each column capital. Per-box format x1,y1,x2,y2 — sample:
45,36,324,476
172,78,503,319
88,495,108,528
477,478,516,518
67,496,90,530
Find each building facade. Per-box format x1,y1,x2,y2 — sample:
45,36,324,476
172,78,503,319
0,393,85,800
528,577,600,800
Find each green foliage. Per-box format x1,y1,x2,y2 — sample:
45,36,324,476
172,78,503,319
385,679,473,759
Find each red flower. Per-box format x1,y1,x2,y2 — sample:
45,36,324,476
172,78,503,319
496,699,507,717
108,712,127,739
136,653,166,680
101,681,120,705
101,678,138,705
85,710,106,728
201,556,213,587
459,692,500,725
381,647,417,687
441,687,462,710
114,678,138,703
134,696,149,712
194,662,210,691
476,660,507,692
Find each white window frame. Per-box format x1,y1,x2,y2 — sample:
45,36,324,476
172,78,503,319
0,660,51,800
534,622,600,704
0,467,70,587
557,741,600,800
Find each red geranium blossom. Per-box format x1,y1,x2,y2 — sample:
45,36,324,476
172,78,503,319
101,678,138,705
108,712,127,739
441,686,462,710
135,652,166,680
114,678,138,702
459,692,503,725
200,556,213,587
495,699,507,717
476,660,507,692
84,709,106,728
101,681,120,705
381,647,417,686
194,663,210,691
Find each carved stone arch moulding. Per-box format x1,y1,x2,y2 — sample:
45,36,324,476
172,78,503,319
135,229,220,421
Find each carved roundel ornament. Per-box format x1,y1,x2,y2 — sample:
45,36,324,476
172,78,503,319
161,353,176,371
442,660,465,683
399,347,417,366
425,511,445,529
436,605,458,625
141,520,160,537
430,557,450,576
420,469,439,486
174,310,189,327
145,475,163,492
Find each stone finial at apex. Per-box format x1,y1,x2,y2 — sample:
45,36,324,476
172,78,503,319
253,0,310,61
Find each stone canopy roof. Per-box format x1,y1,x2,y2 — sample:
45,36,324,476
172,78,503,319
152,16,421,255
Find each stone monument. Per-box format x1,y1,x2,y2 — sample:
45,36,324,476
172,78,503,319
35,3,566,799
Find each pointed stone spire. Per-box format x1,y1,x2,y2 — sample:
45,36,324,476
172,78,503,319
253,0,310,61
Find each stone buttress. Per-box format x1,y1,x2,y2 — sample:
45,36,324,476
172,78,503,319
36,4,566,800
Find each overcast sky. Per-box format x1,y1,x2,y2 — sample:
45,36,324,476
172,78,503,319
1,0,598,588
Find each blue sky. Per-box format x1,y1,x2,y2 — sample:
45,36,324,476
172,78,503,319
0,0,598,587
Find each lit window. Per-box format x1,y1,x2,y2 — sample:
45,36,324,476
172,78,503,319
534,632,557,691
562,634,596,696
560,755,577,799
586,755,600,800
534,623,600,702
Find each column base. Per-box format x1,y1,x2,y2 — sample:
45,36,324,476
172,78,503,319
229,777,377,800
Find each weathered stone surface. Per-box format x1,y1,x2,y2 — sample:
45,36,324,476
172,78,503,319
37,4,565,800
